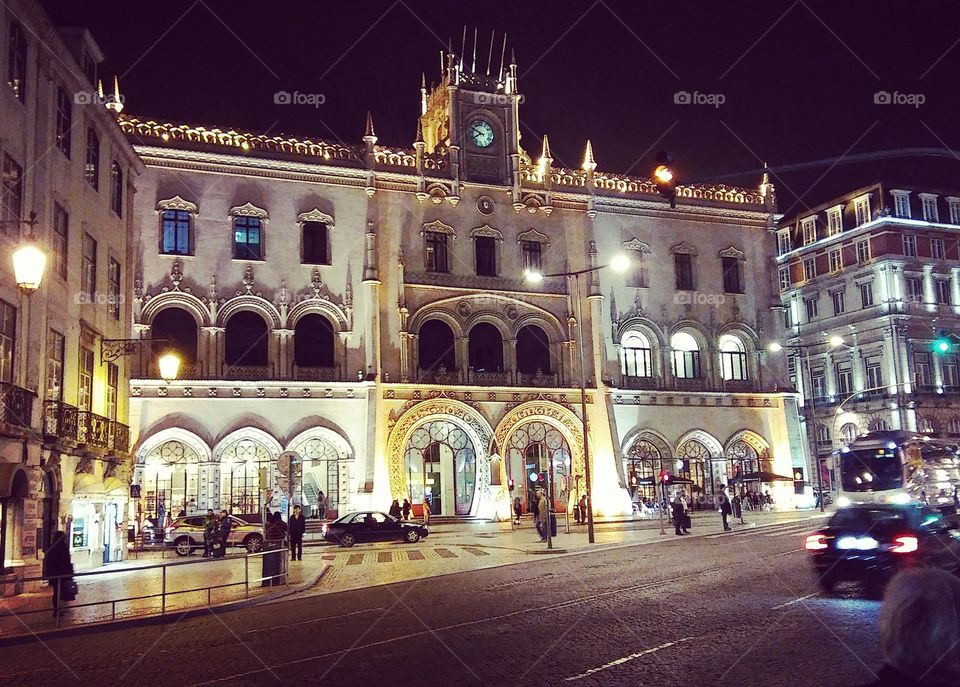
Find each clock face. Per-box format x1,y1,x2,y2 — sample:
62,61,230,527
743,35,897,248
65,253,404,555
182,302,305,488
468,119,495,148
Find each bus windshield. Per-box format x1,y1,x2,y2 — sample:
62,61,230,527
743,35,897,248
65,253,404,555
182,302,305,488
840,448,904,492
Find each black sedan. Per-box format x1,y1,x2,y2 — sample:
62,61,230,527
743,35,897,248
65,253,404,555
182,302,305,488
322,511,429,547
806,503,960,595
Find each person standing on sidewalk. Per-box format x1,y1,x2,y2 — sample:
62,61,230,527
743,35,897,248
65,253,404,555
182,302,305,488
513,496,522,524
203,509,216,557
288,505,305,561
671,491,687,536
215,510,232,557
43,531,74,616
422,497,432,526
718,485,733,532
402,498,412,520
317,490,326,519
536,489,548,542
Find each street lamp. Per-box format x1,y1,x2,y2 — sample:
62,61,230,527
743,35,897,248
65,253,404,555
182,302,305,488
525,252,632,544
767,335,850,512
157,353,181,383
12,241,47,294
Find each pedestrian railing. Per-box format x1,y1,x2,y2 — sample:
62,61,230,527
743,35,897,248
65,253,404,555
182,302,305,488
1,548,289,633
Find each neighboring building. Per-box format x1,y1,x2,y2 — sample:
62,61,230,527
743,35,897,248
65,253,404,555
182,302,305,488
122,39,805,526
776,183,960,490
1,0,140,587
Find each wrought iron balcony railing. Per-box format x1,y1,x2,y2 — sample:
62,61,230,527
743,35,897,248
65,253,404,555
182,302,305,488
43,401,129,453
1,382,35,429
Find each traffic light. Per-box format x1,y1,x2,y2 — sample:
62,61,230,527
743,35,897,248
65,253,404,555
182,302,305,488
653,151,677,208
933,331,954,355
659,470,671,485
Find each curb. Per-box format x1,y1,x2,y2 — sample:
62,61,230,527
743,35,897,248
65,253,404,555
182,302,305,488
0,564,330,647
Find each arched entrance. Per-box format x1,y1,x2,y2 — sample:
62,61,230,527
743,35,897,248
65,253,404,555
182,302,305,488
404,420,477,516
624,435,667,504
138,439,202,519
675,430,724,509
216,433,280,517
286,428,352,518
505,421,570,512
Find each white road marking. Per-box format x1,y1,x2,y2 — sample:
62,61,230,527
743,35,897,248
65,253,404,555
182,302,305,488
564,636,696,681
771,592,818,610
242,606,386,633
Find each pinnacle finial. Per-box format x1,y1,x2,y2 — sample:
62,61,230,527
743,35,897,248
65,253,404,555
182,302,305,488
421,72,426,89
364,111,377,142
105,75,123,114
582,139,597,172
97,79,104,100
761,161,770,186
540,134,552,161
415,118,424,145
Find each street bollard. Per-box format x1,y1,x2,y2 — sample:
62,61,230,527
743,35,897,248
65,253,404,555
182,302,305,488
161,565,167,615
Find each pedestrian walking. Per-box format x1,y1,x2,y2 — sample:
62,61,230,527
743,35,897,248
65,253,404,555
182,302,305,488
536,490,548,542
203,508,216,557
288,504,305,561
718,485,733,532
402,498,412,520
43,531,75,616
422,497,431,526
671,492,686,536
389,499,402,519
513,496,522,524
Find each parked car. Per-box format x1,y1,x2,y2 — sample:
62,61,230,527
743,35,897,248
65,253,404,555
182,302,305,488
164,515,264,556
805,503,960,595
322,511,429,547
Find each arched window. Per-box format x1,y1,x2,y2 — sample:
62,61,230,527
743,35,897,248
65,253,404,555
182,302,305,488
138,440,201,518
517,325,551,375
468,323,504,373
918,417,937,435
294,314,335,371
151,308,198,376
870,418,889,432
816,424,831,444
676,438,710,498
719,334,748,381
621,331,653,378
218,437,274,516
418,320,456,371
840,423,859,445
625,438,662,502
225,312,268,367
404,420,477,516
671,331,701,379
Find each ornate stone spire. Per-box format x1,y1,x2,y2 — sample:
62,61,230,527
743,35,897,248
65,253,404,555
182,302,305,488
105,75,123,114
363,111,377,144
582,140,597,172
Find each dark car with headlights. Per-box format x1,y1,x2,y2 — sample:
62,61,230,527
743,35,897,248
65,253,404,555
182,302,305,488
322,511,429,547
805,503,960,594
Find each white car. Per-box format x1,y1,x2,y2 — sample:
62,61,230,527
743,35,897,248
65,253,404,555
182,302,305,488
164,515,264,556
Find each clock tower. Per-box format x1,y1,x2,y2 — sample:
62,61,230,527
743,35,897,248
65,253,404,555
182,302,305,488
419,32,522,187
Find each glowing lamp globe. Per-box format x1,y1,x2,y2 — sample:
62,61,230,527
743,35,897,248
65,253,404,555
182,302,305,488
157,353,181,382
12,242,47,293
523,269,545,284
609,253,631,273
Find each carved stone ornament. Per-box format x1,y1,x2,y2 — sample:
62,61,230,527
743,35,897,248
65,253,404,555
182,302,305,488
297,208,335,228
156,195,198,214
170,259,183,290
719,245,746,262
469,224,503,240
421,219,456,237
671,241,698,256
228,202,269,220
516,228,550,246
622,238,652,255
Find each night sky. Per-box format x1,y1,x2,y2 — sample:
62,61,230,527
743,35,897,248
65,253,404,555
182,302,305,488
41,0,960,217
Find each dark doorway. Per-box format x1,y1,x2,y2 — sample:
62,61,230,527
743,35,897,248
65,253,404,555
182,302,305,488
468,323,503,372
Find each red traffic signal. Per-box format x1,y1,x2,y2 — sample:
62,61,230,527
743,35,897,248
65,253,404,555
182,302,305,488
659,470,671,484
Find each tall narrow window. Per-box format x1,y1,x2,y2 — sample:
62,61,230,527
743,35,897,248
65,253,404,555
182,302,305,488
671,332,701,379
949,199,960,225
620,331,653,378
931,238,944,260
906,277,923,304
914,352,932,387
78,346,94,410
826,207,843,235
936,280,952,305
921,195,939,223
160,210,192,255
865,357,884,390
859,282,874,308
803,257,816,281
627,250,648,288
721,256,743,293
110,162,122,216
836,361,852,395
45,329,64,400
854,196,871,226
801,217,817,245
829,249,842,273
7,22,26,102
893,192,911,218
832,290,845,315
425,231,449,273
805,296,819,321
674,253,694,290
475,236,496,276
56,87,72,156
85,128,100,190
82,233,97,299
856,239,871,264
718,335,748,381
1,153,23,229
106,362,119,420
777,231,792,256
108,258,121,320
778,267,791,290
0,300,16,384
301,221,329,264
902,234,917,257
521,240,542,274
53,203,68,278
233,216,262,260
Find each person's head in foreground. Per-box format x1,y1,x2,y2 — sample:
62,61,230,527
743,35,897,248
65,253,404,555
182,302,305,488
876,568,960,685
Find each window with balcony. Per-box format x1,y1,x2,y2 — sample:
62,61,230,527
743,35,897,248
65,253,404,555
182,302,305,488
865,357,884,391
106,362,118,420
78,346,94,410
836,361,852,395
85,128,100,190
859,282,874,308
829,249,842,274
931,238,944,260
233,216,263,260
0,300,15,384
294,314,335,371
1,153,23,229
718,334,748,381
832,290,845,315
468,323,504,373
55,87,72,157
517,325,552,375
921,195,939,223
425,231,449,273
674,253,694,290
45,329,64,400
53,203,68,278
856,239,871,264
474,236,496,276
620,331,653,378
301,221,329,265
418,320,456,373
150,308,198,371
826,207,843,235
108,258,121,320
7,22,26,102
902,234,917,257
225,312,269,368
670,331,701,379
82,233,97,299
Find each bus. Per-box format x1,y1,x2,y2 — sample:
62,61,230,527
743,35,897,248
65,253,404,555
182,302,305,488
833,430,960,511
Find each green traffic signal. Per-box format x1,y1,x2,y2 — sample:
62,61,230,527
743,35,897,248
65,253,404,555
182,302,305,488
933,334,953,355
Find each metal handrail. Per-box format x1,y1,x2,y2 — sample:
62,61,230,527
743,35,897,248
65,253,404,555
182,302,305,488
5,548,289,631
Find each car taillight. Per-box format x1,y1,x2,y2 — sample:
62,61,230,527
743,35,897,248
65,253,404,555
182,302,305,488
805,534,829,550
890,535,919,553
